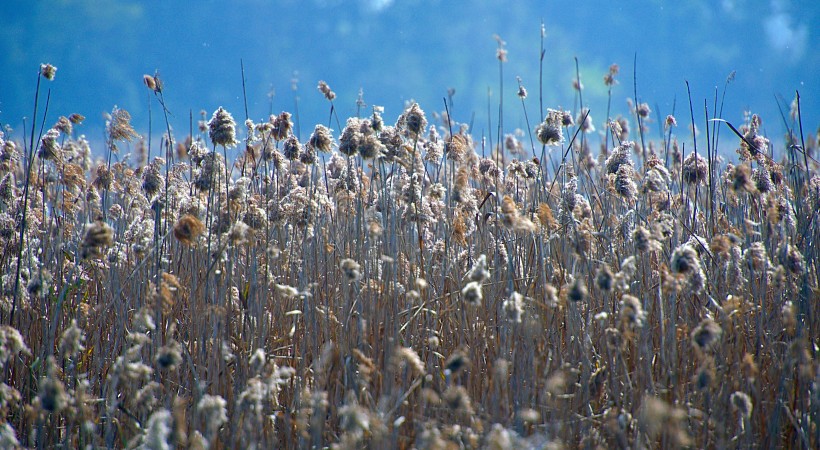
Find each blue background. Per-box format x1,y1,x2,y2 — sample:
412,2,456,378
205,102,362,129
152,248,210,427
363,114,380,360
1,0,817,155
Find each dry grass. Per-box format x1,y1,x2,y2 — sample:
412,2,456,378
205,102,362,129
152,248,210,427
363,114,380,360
0,48,818,449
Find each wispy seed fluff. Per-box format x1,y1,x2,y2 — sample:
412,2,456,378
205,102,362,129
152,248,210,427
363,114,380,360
461,281,483,306
173,214,205,246
397,103,428,138
619,295,646,329
503,291,525,323
40,63,57,80
317,80,336,101
605,141,634,174
208,107,239,148
80,220,114,259
535,109,566,146
308,124,334,153
466,254,490,282
730,391,753,419
682,152,708,185
568,277,587,302
691,318,722,352
339,258,362,282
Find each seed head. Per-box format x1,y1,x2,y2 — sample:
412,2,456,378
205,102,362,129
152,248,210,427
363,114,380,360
173,214,205,245
0,326,31,366
614,165,637,201
308,124,334,153
691,318,722,352
568,277,587,303
271,111,293,141
282,135,302,161
753,164,773,193
636,102,651,119
339,118,364,156
517,84,528,99
317,80,336,101
107,107,139,142
208,107,239,148
444,350,470,375
619,295,646,329
340,258,362,282
40,63,57,80
605,142,634,174
730,391,753,419
603,64,619,86
397,103,427,138
143,74,157,91
670,244,700,274
682,152,708,185
466,254,490,282
503,291,525,323
461,281,483,306
37,129,62,161
39,357,67,412
359,134,386,160
535,109,566,146
443,385,473,414
81,221,114,260
595,265,614,292
156,342,182,370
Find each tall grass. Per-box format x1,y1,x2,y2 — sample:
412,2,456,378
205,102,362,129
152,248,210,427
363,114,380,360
0,37,818,449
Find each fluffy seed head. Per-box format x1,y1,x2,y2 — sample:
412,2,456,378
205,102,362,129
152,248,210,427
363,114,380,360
40,63,57,80
308,124,334,153
340,258,362,282
730,391,753,419
209,107,239,148
691,318,722,352
619,295,646,329
682,152,708,184
173,214,205,245
81,221,114,259
398,103,427,138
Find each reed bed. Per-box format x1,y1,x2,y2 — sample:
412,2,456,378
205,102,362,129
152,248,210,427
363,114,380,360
0,48,818,449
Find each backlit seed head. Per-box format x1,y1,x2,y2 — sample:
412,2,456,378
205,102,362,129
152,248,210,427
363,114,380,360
282,135,302,161
173,214,205,245
308,124,334,153
317,80,336,101
682,152,708,185
143,74,157,91
503,291,525,323
397,103,427,138
40,63,57,80
208,107,239,148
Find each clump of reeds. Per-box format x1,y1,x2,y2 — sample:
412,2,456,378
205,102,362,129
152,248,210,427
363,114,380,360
0,41,817,450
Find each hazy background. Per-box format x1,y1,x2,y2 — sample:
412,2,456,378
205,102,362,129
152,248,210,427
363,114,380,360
1,0,817,155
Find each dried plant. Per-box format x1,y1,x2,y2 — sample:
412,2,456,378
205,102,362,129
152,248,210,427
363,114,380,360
0,42,817,450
